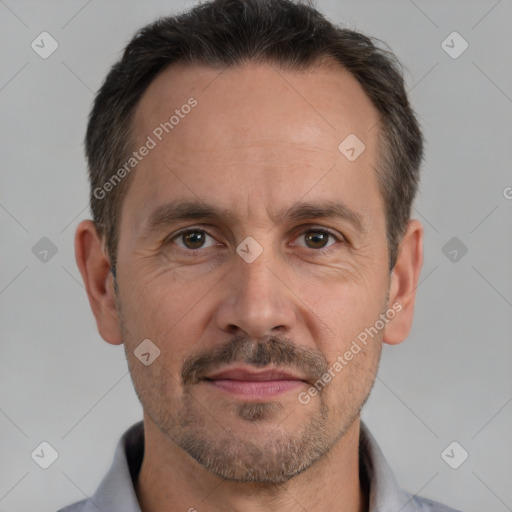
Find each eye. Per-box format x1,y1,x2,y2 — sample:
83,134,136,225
294,228,342,251
171,229,219,250
166,227,343,254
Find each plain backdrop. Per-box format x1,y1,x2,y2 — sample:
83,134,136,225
1,1,511,511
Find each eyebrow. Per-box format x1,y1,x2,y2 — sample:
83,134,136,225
144,199,367,236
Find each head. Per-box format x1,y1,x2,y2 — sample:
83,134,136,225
76,0,424,484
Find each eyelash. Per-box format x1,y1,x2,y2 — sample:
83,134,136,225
165,226,345,256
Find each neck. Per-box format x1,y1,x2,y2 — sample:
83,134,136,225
135,413,367,512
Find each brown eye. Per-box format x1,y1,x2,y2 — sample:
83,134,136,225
172,230,216,250
295,229,340,251
304,231,330,249
182,231,205,249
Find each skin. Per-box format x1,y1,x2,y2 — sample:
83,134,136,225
75,60,423,512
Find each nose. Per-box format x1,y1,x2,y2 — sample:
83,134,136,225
214,245,296,340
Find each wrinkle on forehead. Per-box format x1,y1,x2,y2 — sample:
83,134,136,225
119,61,384,248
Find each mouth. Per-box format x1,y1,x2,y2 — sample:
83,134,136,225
202,366,309,399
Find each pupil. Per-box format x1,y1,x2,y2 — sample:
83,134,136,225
184,231,204,249
306,231,327,249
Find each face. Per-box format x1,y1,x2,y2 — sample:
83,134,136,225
113,61,392,482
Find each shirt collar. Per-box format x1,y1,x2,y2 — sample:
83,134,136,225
91,421,143,512
359,422,423,511
91,420,423,512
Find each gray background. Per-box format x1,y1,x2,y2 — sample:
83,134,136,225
1,1,511,511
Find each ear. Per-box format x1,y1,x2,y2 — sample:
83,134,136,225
383,219,423,345
74,220,123,345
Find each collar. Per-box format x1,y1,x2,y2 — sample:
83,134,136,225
88,420,448,512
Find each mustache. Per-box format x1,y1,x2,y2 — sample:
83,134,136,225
181,335,328,386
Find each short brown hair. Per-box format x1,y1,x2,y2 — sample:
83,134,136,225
86,0,423,271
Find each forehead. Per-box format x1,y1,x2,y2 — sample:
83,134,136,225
122,61,383,234
133,60,379,150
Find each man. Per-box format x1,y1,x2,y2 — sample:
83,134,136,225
59,0,461,510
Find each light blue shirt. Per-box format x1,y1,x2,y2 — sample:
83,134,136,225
57,421,461,512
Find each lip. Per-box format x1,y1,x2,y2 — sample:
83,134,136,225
202,366,308,399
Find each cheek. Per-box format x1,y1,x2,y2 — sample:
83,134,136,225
119,269,216,372
302,271,388,352
122,267,205,329
318,327,382,418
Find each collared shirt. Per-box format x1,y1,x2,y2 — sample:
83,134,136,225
57,420,461,512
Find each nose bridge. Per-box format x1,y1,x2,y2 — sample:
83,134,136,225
215,236,295,338
238,243,277,300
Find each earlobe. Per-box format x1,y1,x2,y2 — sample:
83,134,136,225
383,219,423,346
74,220,123,345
